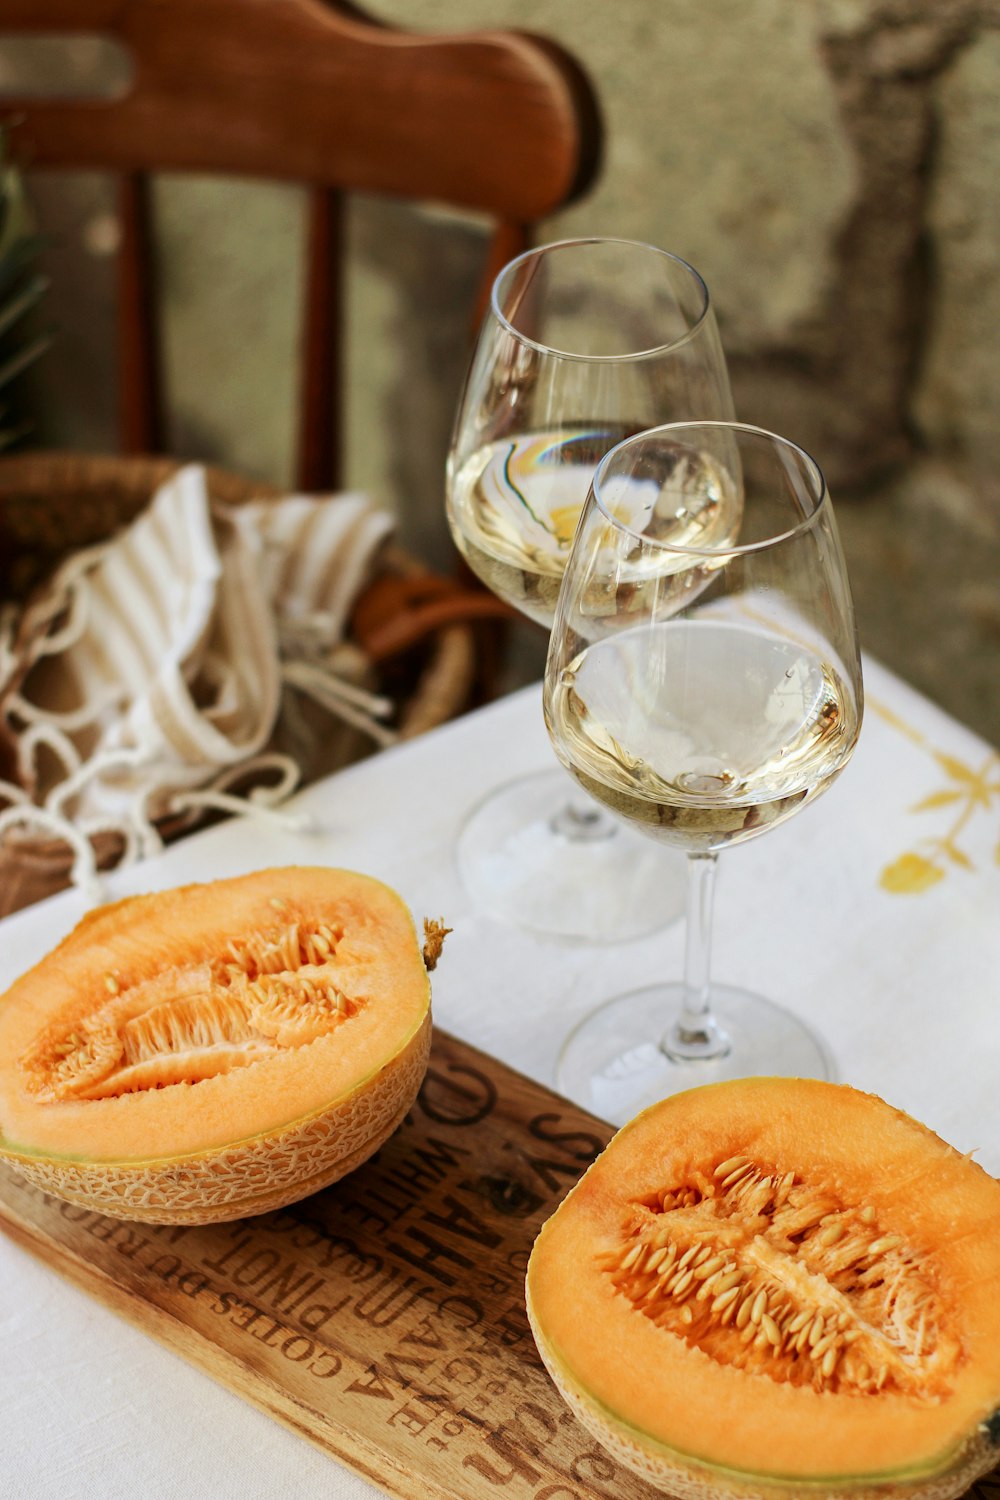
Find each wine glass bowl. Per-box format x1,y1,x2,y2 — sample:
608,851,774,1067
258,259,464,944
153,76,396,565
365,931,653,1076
447,238,733,630
543,422,863,1119
445,239,735,940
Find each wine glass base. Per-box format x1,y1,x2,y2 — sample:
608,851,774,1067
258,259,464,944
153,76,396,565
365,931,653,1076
557,983,833,1125
457,768,686,942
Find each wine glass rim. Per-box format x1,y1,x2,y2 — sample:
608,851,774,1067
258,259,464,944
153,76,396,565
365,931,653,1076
591,421,830,554
490,237,713,361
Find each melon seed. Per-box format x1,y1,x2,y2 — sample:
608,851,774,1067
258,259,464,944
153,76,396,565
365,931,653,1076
711,1286,741,1315
721,1164,755,1190
714,1269,743,1295
606,1151,941,1399
775,1171,796,1203
869,1235,903,1256
694,1255,727,1281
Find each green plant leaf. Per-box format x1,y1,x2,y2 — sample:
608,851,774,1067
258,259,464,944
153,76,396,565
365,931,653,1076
0,132,52,448
0,419,31,451
0,271,50,340
0,329,54,389
0,234,48,301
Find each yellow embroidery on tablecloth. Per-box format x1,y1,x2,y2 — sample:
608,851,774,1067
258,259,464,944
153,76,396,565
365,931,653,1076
880,851,945,894
868,698,926,748
870,695,1000,893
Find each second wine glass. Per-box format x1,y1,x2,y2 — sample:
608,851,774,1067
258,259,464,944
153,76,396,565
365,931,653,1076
544,421,863,1122
446,237,735,940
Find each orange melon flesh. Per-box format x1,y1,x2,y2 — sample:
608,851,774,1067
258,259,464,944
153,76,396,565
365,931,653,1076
0,864,428,1200
525,1077,1000,1495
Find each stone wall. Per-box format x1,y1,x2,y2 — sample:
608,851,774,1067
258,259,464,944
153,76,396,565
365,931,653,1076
361,0,1000,501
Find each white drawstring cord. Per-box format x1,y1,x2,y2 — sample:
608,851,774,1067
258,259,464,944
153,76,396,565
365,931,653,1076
0,803,104,906
18,544,104,657
0,751,315,910
169,752,316,835
0,601,21,692
169,787,316,835
282,659,397,747
81,812,146,870
8,683,124,734
222,752,301,802
16,719,84,789
46,745,153,818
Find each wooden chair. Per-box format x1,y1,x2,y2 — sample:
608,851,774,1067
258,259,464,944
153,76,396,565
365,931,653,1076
0,0,600,491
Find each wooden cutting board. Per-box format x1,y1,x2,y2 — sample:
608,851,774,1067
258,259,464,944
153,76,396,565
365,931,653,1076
1,1029,998,1500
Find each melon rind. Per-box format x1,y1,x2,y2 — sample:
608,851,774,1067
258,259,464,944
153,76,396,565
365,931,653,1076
524,1076,1000,1500
526,1288,1000,1500
3,1013,430,1224
0,866,436,1224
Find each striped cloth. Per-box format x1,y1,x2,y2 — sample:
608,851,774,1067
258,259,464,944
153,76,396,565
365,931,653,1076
0,465,394,895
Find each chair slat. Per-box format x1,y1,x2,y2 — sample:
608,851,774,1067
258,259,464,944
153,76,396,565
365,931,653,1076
0,0,598,223
117,171,162,455
0,0,600,488
298,186,343,493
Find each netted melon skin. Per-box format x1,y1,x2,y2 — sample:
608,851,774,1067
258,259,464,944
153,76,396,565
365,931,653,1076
4,1015,430,1225
526,1292,1000,1500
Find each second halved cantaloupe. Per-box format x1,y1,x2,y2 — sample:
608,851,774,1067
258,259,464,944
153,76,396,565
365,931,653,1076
526,1077,1000,1500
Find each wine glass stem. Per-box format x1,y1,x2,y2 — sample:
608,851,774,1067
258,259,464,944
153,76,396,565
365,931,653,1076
661,851,731,1062
548,796,617,844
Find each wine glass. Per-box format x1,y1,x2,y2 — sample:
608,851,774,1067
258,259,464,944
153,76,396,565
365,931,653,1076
543,421,863,1122
446,237,735,940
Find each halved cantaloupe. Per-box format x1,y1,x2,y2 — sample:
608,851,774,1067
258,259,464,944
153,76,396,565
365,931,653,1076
526,1077,1000,1500
0,866,436,1224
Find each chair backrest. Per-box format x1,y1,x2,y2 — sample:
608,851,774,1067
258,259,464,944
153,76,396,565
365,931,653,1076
0,0,601,489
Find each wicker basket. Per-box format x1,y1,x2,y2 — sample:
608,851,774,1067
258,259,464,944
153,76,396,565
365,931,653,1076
0,452,486,916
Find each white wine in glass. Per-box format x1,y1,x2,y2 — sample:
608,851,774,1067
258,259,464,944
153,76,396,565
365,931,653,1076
544,422,863,1121
446,238,735,941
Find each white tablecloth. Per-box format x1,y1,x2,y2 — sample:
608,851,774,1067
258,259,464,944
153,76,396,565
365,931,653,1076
2,658,998,1499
